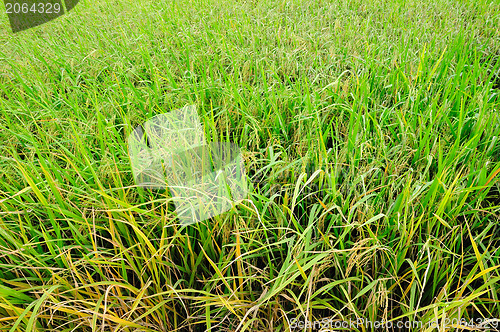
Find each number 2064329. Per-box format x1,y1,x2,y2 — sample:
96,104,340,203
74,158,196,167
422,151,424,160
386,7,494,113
5,2,61,14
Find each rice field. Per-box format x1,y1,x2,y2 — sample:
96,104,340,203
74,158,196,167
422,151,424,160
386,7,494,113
0,0,500,330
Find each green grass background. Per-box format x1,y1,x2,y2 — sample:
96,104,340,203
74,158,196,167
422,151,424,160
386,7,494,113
0,0,500,330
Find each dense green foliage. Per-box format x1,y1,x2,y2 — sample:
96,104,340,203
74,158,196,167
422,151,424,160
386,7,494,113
0,0,500,330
